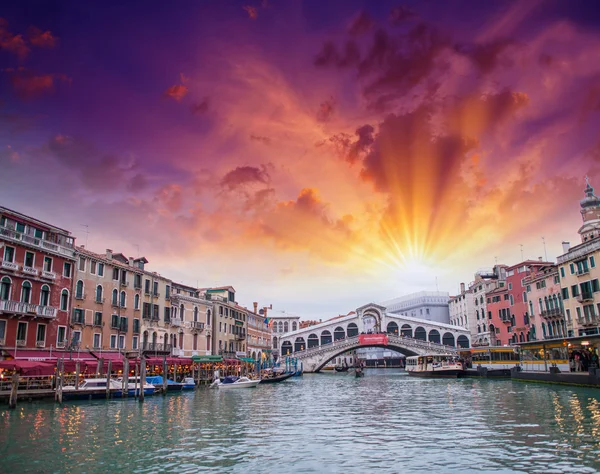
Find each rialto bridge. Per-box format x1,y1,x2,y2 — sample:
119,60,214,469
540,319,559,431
276,303,471,373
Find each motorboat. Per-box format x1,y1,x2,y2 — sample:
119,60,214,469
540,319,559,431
405,354,464,378
181,377,196,390
145,375,184,392
211,376,260,389
115,376,156,396
61,378,121,400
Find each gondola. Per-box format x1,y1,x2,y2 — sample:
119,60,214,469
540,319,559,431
259,372,295,384
355,368,364,378
334,366,349,372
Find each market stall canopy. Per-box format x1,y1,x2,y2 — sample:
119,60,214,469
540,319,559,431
192,355,223,363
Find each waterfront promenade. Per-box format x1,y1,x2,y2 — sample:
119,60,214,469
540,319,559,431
2,370,600,473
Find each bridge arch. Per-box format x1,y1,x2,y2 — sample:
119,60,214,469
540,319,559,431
321,330,332,345
281,341,292,355
428,329,440,344
294,337,305,352
457,335,470,348
333,326,345,341
307,333,319,348
386,321,399,335
400,324,412,337
414,327,426,340
442,332,455,347
347,323,358,337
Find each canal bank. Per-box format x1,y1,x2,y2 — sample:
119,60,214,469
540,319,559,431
2,369,600,473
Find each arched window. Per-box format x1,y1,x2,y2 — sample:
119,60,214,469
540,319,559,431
193,333,198,350
112,289,118,305
60,289,69,311
272,336,278,349
134,294,140,310
96,285,103,303
284,321,289,332
292,322,297,331
40,284,50,306
120,291,126,307
180,304,185,320
206,309,211,325
1,277,11,301
194,307,198,322
278,321,283,332
21,281,32,303
75,280,84,299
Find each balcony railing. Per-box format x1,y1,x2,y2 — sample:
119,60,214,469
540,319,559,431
577,316,598,326
218,350,237,358
1,260,19,271
576,268,590,277
0,224,76,258
56,341,66,348
120,280,129,287
22,266,38,276
0,300,57,318
36,341,45,347
576,293,594,303
41,270,56,280
170,318,182,327
95,297,105,304
16,339,26,347
191,321,204,330
141,342,172,353
71,314,85,325
74,293,86,300
540,308,563,319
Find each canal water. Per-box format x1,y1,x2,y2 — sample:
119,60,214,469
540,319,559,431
2,370,600,473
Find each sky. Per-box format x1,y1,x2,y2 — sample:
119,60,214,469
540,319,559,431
1,0,600,320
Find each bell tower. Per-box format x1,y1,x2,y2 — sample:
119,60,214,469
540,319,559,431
578,176,600,243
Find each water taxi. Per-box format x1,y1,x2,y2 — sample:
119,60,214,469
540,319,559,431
405,354,464,378
61,378,154,399
463,347,520,377
211,376,261,389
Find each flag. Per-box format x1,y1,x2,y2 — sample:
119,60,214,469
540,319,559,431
264,317,270,325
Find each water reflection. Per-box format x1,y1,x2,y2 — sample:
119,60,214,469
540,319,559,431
1,373,600,472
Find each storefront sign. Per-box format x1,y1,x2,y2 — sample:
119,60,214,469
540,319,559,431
358,334,388,346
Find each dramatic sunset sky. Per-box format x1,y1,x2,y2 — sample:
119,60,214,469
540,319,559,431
2,1,600,319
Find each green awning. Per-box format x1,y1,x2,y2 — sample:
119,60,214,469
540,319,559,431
192,355,223,363
238,357,255,363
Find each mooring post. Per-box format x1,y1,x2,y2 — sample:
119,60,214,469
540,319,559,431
9,373,19,409
139,357,146,402
122,358,129,398
134,363,139,399
106,360,112,399
162,356,168,395
75,361,80,391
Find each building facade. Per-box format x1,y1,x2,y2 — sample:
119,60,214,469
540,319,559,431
269,310,301,360
140,268,173,356
449,283,474,334
170,283,211,357
382,291,451,324
0,207,76,353
524,265,566,340
247,302,272,362
470,267,506,346
557,179,600,337
72,247,144,354
202,286,247,358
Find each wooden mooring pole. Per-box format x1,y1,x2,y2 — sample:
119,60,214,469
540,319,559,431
122,358,129,398
106,360,112,399
162,356,168,395
134,363,139,399
9,373,19,409
139,358,146,403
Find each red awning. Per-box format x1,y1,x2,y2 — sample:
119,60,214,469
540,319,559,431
0,360,56,376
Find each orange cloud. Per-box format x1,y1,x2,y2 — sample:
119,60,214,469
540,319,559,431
0,18,29,60
9,71,70,99
164,84,188,101
243,6,258,20
27,26,57,48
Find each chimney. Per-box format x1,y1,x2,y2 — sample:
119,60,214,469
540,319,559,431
80,245,85,249
128,257,134,266
460,282,465,293
538,257,543,261
106,249,112,259
253,302,258,313
269,304,273,309
263,307,268,318
562,241,570,254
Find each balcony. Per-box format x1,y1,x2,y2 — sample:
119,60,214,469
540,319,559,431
0,300,57,318
56,341,66,348
16,339,26,347
576,268,590,277
35,341,45,348
540,308,563,319
170,318,182,327
0,224,76,258
1,260,19,271
120,280,129,287
95,297,105,304
22,266,38,276
74,293,86,301
41,270,56,280
235,332,246,341
71,314,85,325
577,316,598,326
191,321,204,330
576,293,594,303
141,342,172,354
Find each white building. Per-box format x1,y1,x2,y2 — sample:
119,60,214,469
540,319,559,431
269,309,300,360
449,283,474,333
382,291,450,324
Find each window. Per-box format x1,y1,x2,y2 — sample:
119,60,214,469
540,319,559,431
120,291,126,307
72,330,81,345
554,275,560,285
96,285,103,303
3,246,15,262
153,281,158,296
75,280,84,299
1,277,11,300
63,262,72,278
118,335,125,349
90,261,97,274
57,326,66,345
93,333,101,349
72,308,84,324
112,289,118,306
562,287,569,300
134,294,140,310
120,317,128,332
24,251,34,268
508,283,512,290
110,335,117,349
21,281,32,303
111,314,119,329
40,285,50,306
120,270,127,285
153,304,159,320
112,268,119,280
94,312,103,326
60,289,69,311
0,320,5,342
97,263,104,277
36,324,46,344
164,307,170,322
78,257,86,272
132,336,138,350
145,279,150,294
592,256,596,268
523,292,527,303
593,279,600,293
166,285,170,298
16,321,27,342
43,256,52,272
134,274,142,289
133,318,140,333
15,222,25,232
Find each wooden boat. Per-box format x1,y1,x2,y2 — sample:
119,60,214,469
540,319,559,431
259,372,294,384
293,368,303,377
212,376,260,389
334,365,349,372
405,354,464,378
355,368,364,378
